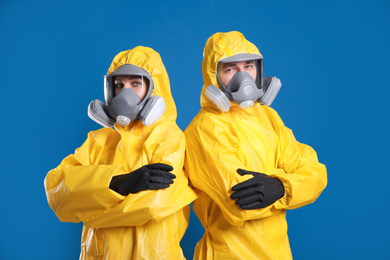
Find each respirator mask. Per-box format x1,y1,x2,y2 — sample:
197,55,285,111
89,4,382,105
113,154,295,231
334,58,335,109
88,64,166,128
205,53,282,112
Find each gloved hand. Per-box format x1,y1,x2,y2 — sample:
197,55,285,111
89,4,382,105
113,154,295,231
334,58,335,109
109,163,176,195
230,168,285,209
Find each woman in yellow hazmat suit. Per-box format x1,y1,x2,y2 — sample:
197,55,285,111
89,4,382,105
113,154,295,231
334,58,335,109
44,46,197,260
184,31,327,259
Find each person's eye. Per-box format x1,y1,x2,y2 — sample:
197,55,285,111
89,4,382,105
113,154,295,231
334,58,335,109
115,82,124,88
132,81,142,87
245,65,254,69
224,68,234,73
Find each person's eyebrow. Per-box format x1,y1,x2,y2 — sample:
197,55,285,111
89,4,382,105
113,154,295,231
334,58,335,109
245,60,255,64
223,63,237,69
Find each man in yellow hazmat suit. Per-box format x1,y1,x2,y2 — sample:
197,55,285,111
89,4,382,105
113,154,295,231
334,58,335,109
184,31,327,259
44,46,197,259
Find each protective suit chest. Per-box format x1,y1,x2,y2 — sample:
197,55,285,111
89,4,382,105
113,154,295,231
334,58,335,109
230,108,277,172
110,126,149,171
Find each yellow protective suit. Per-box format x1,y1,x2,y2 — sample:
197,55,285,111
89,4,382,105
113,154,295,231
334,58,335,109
184,31,327,260
45,46,197,260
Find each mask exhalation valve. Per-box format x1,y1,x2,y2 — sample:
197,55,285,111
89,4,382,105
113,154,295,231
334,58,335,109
239,100,254,109
116,115,131,126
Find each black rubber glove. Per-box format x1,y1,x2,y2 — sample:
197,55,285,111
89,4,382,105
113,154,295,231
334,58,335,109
230,168,285,209
109,163,176,195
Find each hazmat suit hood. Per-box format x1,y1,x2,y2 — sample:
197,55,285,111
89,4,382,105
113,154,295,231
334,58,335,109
107,46,177,124
200,31,262,109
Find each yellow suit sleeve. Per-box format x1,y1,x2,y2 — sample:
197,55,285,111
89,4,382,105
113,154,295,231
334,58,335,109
45,127,196,228
83,129,196,228
269,124,327,210
44,130,126,224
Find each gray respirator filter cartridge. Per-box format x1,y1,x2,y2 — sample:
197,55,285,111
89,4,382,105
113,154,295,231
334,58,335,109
88,100,116,128
258,76,281,106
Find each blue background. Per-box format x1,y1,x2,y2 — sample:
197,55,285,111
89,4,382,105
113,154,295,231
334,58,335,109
1,0,389,259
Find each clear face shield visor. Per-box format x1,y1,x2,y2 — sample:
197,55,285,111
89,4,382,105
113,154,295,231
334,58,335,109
215,54,264,108
104,67,154,105
216,53,263,90
103,64,155,126
217,59,262,90
113,75,148,99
